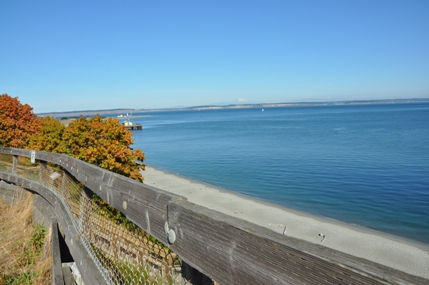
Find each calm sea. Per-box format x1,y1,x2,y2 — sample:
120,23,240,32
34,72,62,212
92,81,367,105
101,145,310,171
127,103,429,244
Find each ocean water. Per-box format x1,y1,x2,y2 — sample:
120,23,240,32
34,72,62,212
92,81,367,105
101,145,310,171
128,103,429,245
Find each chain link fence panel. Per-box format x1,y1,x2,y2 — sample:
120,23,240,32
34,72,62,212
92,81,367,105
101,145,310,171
1,154,216,285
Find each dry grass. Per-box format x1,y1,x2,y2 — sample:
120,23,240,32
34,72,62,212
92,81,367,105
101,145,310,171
0,194,51,285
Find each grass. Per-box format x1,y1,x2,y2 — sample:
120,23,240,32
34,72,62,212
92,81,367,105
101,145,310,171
0,194,51,285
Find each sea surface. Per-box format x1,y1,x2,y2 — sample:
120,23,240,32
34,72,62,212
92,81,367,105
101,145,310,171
125,103,429,245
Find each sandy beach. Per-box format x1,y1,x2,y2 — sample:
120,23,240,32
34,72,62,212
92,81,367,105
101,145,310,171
143,166,429,280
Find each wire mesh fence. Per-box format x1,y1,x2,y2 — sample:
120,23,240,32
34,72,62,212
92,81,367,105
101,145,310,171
0,154,216,285
0,154,13,172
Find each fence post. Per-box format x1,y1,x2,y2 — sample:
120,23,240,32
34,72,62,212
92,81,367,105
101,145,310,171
12,155,18,175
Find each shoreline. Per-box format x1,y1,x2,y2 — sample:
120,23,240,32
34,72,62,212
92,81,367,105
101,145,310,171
142,165,429,279
38,98,429,117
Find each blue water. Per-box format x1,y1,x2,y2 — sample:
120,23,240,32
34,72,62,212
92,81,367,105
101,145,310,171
127,103,429,245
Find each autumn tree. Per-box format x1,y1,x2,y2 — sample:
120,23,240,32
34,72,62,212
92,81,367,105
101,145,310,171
1,96,145,182
28,116,66,153
60,115,145,181
0,94,41,148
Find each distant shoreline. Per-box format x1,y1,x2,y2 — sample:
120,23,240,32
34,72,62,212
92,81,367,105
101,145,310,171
38,98,429,117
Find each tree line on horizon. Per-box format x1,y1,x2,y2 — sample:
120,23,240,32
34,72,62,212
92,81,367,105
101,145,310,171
0,93,145,182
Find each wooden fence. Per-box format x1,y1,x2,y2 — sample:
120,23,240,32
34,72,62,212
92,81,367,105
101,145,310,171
0,147,426,285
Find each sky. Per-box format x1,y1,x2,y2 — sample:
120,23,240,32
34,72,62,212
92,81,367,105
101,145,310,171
1,0,428,113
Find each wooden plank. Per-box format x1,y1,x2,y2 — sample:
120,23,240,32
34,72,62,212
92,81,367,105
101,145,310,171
0,149,184,245
62,266,75,285
0,147,27,156
167,200,426,285
51,220,65,285
48,155,186,247
109,175,186,245
0,181,27,203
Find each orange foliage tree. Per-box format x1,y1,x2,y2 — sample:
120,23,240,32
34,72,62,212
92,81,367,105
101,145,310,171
28,116,66,153
1,95,144,182
60,115,145,181
0,94,41,148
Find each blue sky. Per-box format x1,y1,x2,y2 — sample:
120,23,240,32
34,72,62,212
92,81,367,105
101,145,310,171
1,1,428,113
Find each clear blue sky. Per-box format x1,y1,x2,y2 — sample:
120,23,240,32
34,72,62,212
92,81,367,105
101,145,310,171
1,0,428,113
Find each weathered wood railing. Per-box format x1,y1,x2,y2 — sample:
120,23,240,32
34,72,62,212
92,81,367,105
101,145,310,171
0,147,426,285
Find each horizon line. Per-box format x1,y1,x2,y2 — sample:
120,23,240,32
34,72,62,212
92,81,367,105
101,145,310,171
38,97,429,116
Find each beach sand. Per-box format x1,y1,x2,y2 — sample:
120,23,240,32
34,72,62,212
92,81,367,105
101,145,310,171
142,166,429,280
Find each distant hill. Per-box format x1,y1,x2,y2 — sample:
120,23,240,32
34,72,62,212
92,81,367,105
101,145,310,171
39,108,137,118
183,98,429,111
39,98,429,117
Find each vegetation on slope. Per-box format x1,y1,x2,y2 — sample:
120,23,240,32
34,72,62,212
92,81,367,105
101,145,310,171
0,195,51,285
